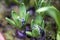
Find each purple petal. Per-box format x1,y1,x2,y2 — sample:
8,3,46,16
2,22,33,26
26,26,30,31
25,24,31,31
27,7,35,16
16,30,26,38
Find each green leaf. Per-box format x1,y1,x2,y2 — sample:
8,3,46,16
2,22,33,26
26,25,40,37
32,24,40,37
41,20,44,29
31,19,34,28
32,28,40,37
5,17,16,26
26,31,32,37
11,11,18,21
25,12,30,23
19,3,26,19
11,11,21,28
36,6,60,30
57,32,60,40
34,15,43,26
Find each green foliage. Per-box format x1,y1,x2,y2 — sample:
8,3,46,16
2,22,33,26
19,3,26,18
19,3,30,23
6,17,16,26
6,3,30,29
36,6,60,40
11,11,22,28
34,15,43,26
26,24,40,37
5,0,60,39
36,6,60,29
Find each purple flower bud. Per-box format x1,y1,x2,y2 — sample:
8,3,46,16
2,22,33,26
25,24,32,38
38,28,46,40
26,26,30,31
25,24,31,31
15,30,26,39
21,18,25,25
27,7,35,16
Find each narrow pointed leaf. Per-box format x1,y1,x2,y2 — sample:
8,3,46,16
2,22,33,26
32,24,40,37
25,12,30,23
5,17,16,26
36,6,60,29
26,31,32,37
11,11,18,21
11,11,21,28
19,3,26,19
34,15,43,26
41,20,44,29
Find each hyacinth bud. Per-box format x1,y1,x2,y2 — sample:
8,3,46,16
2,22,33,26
25,24,31,31
27,7,35,16
15,30,26,39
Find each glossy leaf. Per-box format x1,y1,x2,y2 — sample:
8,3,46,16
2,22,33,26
11,11,18,21
36,6,60,29
5,17,16,26
36,6,60,40
11,11,21,28
25,12,30,23
26,31,32,37
26,24,40,37
31,19,34,28
32,28,40,37
32,24,40,37
19,3,26,19
19,3,30,23
34,15,43,26
41,20,44,29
